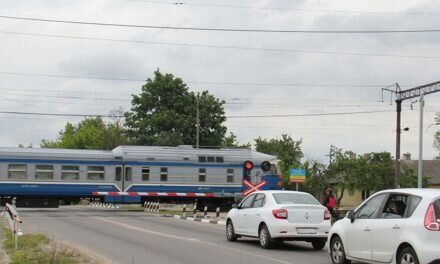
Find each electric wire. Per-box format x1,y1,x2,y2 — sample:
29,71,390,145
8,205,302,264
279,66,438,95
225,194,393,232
0,109,395,118
0,71,414,88
1,30,439,59
128,0,440,16
1,15,439,34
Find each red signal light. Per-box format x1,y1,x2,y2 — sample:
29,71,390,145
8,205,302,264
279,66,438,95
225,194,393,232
244,161,254,170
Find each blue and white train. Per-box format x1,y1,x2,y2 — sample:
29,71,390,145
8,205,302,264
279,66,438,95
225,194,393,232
0,145,281,207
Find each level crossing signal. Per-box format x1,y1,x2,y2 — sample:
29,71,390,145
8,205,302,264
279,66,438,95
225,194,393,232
243,160,254,180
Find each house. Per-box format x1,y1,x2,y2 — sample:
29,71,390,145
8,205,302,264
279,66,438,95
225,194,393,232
338,154,440,209
401,154,440,188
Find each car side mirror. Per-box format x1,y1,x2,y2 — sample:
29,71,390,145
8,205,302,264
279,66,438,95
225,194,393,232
232,203,238,209
347,210,355,223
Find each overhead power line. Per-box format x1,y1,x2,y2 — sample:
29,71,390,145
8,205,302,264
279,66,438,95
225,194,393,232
227,110,394,118
0,71,416,88
1,30,439,59
129,0,440,16
0,15,439,34
0,109,394,118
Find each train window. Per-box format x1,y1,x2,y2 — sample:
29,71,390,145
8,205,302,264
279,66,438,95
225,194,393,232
61,165,79,180
207,156,215,162
183,157,190,161
147,157,155,161
35,165,54,180
8,164,27,179
198,156,206,162
125,167,132,181
227,169,234,182
160,167,168,181
87,166,105,180
216,157,224,163
199,168,206,182
115,167,122,181
142,167,150,181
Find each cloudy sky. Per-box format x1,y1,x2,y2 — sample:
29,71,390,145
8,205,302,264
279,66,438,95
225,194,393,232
1,0,440,163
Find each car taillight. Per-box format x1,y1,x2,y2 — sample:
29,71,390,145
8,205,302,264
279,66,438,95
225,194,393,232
272,209,288,219
324,210,332,220
424,203,440,231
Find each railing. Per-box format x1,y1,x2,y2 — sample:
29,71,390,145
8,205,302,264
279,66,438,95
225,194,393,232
5,203,22,249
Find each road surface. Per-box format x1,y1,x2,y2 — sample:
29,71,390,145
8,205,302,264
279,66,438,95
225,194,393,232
17,206,332,264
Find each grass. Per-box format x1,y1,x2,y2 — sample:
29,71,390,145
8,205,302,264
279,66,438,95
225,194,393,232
3,230,98,264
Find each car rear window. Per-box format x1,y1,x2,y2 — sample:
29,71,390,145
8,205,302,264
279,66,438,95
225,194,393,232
273,193,320,205
405,195,422,217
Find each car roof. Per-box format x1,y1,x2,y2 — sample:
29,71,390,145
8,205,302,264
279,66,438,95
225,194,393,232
375,188,440,199
252,190,311,195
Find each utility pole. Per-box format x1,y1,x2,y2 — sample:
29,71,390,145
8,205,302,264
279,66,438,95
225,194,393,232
382,81,440,188
418,93,424,188
196,93,200,149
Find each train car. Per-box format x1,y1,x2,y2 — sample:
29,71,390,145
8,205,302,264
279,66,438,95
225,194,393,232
0,145,281,207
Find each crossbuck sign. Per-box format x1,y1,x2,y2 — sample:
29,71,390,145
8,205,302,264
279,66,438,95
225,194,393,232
242,179,267,196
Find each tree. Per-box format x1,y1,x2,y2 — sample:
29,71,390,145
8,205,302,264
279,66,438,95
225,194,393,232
360,152,394,197
303,160,329,202
254,134,303,189
326,146,360,206
221,132,251,148
400,165,430,188
326,147,396,206
41,116,127,150
434,112,440,154
124,70,227,146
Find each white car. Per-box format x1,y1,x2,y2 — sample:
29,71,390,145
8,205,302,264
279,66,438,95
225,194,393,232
225,190,332,249
328,188,440,264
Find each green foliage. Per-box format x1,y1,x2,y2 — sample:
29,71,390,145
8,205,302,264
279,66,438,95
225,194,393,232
400,165,430,188
4,233,49,251
254,134,303,189
361,152,395,191
41,116,126,150
322,147,395,206
303,160,328,201
124,70,227,146
221,132,251,148
3,231,84,264
326,147,360,203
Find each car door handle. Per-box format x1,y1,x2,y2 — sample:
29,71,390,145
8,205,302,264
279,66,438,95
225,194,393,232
364,227,371,232
256,214,260,216
393,225,400,230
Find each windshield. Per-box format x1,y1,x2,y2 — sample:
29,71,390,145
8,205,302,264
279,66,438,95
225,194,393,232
273,193,320,205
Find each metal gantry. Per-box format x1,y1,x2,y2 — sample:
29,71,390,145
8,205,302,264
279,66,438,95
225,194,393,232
382,81,440,188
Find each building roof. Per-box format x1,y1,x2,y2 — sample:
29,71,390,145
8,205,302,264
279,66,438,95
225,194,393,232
401,160,440,185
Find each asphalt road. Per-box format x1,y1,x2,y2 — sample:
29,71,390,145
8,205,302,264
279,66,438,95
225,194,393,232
17,206,332,264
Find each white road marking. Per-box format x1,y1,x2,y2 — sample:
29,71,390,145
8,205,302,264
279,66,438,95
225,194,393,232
94,217,294,264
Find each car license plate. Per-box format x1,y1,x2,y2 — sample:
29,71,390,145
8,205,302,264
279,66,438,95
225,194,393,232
297,228,317,234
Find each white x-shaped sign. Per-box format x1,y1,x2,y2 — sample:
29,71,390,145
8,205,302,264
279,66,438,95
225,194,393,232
242,179,267,196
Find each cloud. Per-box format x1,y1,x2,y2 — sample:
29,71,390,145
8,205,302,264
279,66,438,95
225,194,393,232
0,0,439,160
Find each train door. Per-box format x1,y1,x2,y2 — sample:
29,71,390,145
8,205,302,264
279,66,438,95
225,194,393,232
123,165,133,191
115,166,123,191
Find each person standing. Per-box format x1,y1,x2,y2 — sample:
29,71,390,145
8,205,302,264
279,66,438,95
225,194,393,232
323,188,337,220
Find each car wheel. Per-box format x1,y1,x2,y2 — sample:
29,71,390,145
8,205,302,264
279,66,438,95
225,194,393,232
330,236,351,264
398,247,419,264
259,225,274,249
226,220,237,242
311,238,327,250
